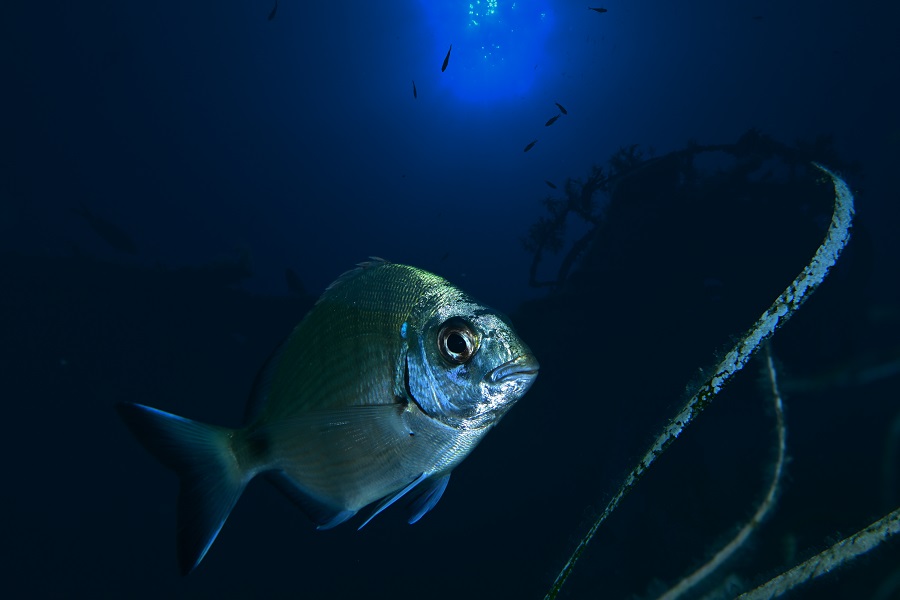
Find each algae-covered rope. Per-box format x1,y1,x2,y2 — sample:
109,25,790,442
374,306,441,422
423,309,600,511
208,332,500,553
544,163,854,599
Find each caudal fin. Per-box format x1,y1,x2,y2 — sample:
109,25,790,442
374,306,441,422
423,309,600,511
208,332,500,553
116,402,247,575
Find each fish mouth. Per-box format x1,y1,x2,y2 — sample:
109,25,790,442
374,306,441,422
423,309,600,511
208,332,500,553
487,354,540,384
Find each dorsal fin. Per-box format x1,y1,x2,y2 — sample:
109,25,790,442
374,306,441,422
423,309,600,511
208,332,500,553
320,257,390,298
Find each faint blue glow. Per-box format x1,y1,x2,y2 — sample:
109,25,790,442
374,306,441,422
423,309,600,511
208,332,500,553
420,0,555,103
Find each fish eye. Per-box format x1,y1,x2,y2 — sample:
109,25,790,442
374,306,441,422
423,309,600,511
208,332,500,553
437,318,478,365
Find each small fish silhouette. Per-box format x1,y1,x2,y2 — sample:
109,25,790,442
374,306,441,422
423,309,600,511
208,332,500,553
524,140,538,153
72,204,138,255
545,114,560,127
589,7,608,14
412,80,417,99
555,102,568,115
268,0,278,21
545,180,557,189
284,267,306,296
442,44,452,72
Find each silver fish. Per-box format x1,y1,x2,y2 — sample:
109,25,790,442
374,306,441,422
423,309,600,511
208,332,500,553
117,258,538,574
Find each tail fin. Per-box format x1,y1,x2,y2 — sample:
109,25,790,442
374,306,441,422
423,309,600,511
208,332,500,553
116,402,248,575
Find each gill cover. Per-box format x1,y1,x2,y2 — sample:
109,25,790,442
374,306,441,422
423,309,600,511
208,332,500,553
404,291,534,428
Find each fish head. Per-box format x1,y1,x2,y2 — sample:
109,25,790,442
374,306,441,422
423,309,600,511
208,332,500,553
404,290,538,430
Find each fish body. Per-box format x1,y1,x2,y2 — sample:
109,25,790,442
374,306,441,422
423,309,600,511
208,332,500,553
117,259,538,574
555,102,568,115
589,7,608,13
442,44,452,72
268,0,277,20
545,180,557,189
284,267,306,295
545,114,561,127
412,80,417,98
524,140,538,152
72,204,138,255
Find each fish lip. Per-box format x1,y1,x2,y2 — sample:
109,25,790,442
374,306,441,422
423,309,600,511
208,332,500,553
487,354,540,384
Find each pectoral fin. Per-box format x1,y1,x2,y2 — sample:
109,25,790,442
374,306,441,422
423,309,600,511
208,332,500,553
358,472,428,529
357,472,452,529
407,473,450,524
261,403,457,528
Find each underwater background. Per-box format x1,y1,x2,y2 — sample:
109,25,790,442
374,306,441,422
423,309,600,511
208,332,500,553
2,0,899,598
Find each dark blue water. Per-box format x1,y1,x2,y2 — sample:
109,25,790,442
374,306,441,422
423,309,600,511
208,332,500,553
3,1,899,598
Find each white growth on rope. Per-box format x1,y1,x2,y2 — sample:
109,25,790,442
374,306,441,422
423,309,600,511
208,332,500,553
545,163,855,599
736,506,900,599
655,344,787,600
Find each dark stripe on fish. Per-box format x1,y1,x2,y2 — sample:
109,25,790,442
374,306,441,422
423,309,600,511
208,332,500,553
404,357,429,416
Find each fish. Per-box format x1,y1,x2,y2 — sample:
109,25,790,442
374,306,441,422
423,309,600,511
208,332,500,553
442,44,452,72
268,0,277,21
412,80,417,99
589,7,608,13
545,114,561,127
174,247,253,289
284,267,306,295
545,180,557,189
524,140,538,152
555,102,568,115
116,258,538,574
72,204,138,255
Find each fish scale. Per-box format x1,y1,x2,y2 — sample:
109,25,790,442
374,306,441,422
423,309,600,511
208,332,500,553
264,264,426,416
